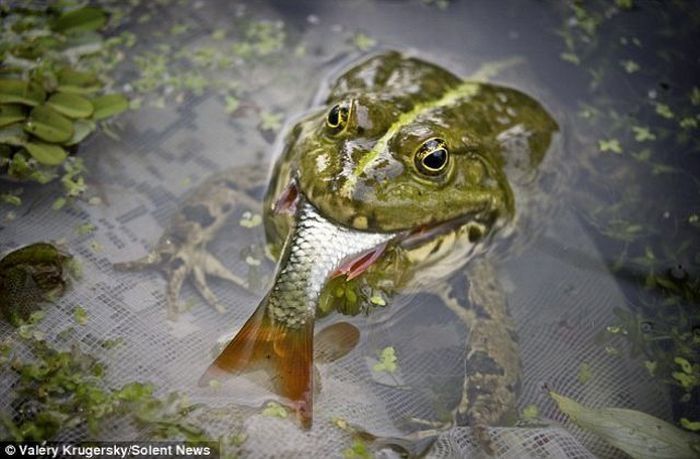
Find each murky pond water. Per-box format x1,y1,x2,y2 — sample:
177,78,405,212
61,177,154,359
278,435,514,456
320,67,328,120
1,1,698,458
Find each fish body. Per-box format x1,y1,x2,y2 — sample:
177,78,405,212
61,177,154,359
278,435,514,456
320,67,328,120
201,199,395,425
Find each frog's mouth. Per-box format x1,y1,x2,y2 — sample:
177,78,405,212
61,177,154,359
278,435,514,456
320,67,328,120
275,179,488,280
399,211,490,249
327,212,487,281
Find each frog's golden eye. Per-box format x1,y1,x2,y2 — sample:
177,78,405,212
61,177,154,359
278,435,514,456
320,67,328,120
415,138,449,176
326,102,350,131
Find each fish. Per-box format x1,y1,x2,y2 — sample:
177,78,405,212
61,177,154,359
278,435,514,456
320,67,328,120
199,197,396,428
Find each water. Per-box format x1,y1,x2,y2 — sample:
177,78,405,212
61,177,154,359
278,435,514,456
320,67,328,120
1,1,698,457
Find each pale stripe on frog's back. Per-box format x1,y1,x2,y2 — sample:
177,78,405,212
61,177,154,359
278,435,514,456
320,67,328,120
340,80,482,199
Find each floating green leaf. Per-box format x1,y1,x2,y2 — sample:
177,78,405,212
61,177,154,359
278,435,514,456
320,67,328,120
616,0,634,10
644,360,657,376
62,32,105,59
679,117,698,129
0,192,21,206
24,142,68,166
56,83,103,95
521,404,540,420
373,346,398,373
620,59,640,73
0,124,29,146
224,95,240,114
550,391,700,459
0,104,26,127
52,197,66,210
0,79,45,106
353,32,377,52
76,222,95,235
681,418,700,432
675,356,693,374
65,119,96,146
47,93,93,119
55,68,102,94
691,87,700,106
632,126,656,142
261,401,288,418
73,306,88,325
259,110,283,132
578,362,593,384
58,68,99,87
52,7,107,34
561,52,581,65
655,103,674,119
24,105,74,143
343,439,372,459
599,138,623,154
91,94,128,120
239,211,262,228
369,294,386,306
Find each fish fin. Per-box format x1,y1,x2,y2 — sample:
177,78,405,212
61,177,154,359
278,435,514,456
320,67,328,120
199,300,314,428
332,243,387,280
314,322,360,364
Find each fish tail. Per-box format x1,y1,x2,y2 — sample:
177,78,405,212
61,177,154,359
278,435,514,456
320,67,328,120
199,298,314,428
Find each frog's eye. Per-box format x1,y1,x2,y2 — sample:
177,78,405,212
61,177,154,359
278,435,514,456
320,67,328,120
415,138,450,176
326,102,350,131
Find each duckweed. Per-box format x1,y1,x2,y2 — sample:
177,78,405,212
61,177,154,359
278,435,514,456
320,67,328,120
261,401,288,419
372,347,398,374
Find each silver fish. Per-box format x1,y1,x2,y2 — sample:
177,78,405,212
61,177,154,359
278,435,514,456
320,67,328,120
200,198,395,427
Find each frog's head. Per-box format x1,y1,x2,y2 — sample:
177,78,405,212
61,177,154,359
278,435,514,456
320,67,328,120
284,80,557,240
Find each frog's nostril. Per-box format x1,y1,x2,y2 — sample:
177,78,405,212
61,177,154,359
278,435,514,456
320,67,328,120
467,223,485,242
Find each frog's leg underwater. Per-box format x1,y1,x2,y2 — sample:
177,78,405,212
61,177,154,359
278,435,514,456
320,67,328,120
114,165,268,319
436,259,521,454
386,259,520,456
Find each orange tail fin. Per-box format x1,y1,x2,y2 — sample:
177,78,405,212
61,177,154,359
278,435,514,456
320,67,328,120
199,300,314,428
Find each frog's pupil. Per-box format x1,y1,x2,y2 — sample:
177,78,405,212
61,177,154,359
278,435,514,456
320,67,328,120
424,149,447,170
328,105,341,127
328,106,339,125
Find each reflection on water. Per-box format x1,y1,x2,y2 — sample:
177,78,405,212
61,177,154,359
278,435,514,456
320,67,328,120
0,0,698,457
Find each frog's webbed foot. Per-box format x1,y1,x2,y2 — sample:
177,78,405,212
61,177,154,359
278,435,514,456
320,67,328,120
190,250,250,314
119,242,255,318
114,166,267,318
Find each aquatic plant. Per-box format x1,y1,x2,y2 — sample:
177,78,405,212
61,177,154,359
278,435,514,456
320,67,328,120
0,5,129,203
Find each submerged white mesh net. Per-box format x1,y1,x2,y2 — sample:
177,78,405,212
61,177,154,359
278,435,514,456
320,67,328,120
0,2,676,458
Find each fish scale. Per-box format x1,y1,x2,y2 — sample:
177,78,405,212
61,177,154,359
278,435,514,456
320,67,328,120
269,199,395,328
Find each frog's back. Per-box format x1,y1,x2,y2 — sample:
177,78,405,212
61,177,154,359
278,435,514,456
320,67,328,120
326,51,462,104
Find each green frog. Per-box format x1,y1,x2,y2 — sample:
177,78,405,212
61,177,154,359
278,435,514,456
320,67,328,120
1,242,73,326
115,51,558,450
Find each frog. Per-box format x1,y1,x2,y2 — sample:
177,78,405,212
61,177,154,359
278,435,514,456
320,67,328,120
1,242,73,326
115,51,558,452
